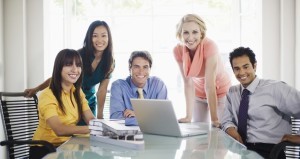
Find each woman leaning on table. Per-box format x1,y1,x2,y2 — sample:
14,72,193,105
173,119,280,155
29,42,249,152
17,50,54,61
24,20,114,120
173,14,231,127
29,49,95,159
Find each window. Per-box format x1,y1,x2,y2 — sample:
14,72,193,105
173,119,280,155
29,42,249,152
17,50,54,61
45,0,261,119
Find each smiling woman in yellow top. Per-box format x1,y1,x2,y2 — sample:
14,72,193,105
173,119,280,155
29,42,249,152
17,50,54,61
30,49,95,159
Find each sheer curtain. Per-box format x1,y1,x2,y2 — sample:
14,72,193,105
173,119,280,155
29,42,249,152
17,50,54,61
46,0,261,118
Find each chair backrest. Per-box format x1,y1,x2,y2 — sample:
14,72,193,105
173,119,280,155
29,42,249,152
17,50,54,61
270,117,300,159
285,117,300,158
0,92,39,159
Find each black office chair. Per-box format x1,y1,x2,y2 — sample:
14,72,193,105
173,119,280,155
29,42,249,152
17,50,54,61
270,117,300,159
0,92,56,159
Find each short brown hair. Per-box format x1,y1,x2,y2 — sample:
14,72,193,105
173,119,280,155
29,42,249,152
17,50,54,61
128,51,153,69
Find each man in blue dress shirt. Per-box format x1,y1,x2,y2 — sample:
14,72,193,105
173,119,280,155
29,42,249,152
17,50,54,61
221,47,300,158
110,51,168,119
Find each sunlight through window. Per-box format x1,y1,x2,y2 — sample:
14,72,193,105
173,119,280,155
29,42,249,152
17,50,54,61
46,0,261,119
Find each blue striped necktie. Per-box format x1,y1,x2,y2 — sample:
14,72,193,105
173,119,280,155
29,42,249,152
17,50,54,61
238,89,250,143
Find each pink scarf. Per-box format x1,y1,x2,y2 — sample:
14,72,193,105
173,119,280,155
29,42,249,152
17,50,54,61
182,41,204,78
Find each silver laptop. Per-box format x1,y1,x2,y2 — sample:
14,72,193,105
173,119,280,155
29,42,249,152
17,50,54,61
130,99,207,137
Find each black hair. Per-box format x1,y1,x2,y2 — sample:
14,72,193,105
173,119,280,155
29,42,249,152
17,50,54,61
229,47,257,69
80,20,113,77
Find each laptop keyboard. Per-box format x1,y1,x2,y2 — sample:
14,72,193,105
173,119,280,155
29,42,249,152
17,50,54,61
179,124,208,135
179,124,200,129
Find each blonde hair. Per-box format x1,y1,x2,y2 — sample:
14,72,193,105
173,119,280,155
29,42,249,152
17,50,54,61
176,14,207,41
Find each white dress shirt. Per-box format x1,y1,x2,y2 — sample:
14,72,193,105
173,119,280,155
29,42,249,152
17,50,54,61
222,77,300,144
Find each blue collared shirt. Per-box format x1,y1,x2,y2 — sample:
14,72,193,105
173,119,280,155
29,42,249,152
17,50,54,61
110,76,168,119
221,77,300,144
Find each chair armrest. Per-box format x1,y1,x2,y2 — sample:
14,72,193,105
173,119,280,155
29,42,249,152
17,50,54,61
269,141,300,159
0,140,56,153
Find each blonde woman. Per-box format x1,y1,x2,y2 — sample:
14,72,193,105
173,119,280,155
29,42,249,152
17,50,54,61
173,14,231,127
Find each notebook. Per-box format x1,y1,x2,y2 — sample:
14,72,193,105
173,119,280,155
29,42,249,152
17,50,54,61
130,99,208,137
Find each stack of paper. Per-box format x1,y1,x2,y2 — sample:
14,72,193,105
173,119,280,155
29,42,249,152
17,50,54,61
89,119,144,150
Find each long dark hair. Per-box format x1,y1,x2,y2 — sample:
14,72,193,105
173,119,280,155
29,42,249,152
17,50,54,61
50,49,84,120
80,20,113,76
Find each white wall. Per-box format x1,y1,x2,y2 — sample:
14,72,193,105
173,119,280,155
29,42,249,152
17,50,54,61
296,1,300,89
3,0,44,92
262,0,297,87
280,0,295,86
262,0,281,80
26,0,45,89
0,0,5,158
0,0,3,92
4,0,27,91
1,0,44,158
